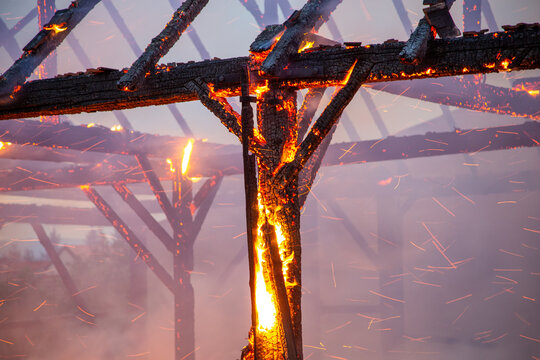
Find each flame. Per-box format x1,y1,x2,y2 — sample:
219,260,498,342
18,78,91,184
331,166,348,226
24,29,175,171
181,139,194,175
298,40,315,53
110,125,123,132
44,23,67,34
0,142,12,150
254,81,270,98
166,158,175,173
341,60,358,85
512,83,540,97
86,123,95,128
80,185,90,190
501,59,510,70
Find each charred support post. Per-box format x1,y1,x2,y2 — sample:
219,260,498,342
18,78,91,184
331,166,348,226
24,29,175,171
399,18,434,65
82,185,175,293
239,66,260,359
118,0,210,91
32,223,93,321
172,162,195,360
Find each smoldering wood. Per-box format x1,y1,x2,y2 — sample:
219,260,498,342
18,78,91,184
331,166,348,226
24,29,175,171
82,186,176,293
260,0,343,76
113,183,175,252
261,222,299,360
399,18,433,65
297,87,326,141
0,0,101,98
32,223,94,320
3,26,538,119
367,77,540,120
117,0,210,91
240,67,259,355
273,61,374,189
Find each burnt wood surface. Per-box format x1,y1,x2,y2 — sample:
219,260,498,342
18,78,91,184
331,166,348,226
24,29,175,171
1,27,539,119
0,0,101,98
117,0,209,91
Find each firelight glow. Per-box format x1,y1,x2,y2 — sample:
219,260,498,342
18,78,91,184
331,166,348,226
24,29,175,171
181,139,194,175
44,23,67,34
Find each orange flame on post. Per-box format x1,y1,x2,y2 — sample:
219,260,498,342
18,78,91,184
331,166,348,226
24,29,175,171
298,40,315,53
166,158,175,173
110,125,123,132
181,140,194,175
0,142,12,151
44,23,67,34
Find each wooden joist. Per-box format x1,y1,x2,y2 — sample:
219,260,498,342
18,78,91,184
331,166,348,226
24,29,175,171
1,27,538,119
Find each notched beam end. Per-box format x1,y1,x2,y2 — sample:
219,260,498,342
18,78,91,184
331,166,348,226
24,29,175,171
399,18,433,65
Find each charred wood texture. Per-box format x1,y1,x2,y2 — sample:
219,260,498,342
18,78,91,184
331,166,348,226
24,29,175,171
423,0,460,39
260,0,342,76
274,61,373,189
399,18,433,64
367,77,540,120
117,0,209,91
2,27,538,119
297,87,325,141
82,186,175,293
0,0,101,98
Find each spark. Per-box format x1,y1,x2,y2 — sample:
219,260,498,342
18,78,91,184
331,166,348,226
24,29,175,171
131,312,146,323
77,306,95,317
520,334,540,343
422,223,455,268
483,333,508,343
331,262,337,288
72,285,97,297
0,338,14,345
446,293,472,304
451,305,469,325
522,227,540,234
369,290,405,303
431,197,455,217
325,320,352,333
412,280,441,288
522,296,535,302
451,186,475,204
483,287,514,301
33,300,47,311
498,249,524,258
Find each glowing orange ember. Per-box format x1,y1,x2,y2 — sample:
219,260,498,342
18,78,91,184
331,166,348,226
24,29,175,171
166,158,176,173
86,123,95,128
298,40,315,53
110,125,123,132
44,23,67,34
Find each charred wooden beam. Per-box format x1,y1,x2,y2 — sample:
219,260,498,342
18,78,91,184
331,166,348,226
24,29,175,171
0,119,230,160
117,0,209,91
260,0,342,76
366,77,540,120
322,121,540,166
32,223,94,321
0,0,101,99
113,183,175,252
190,176,222,240
2,26,538,119
0,203,108,226
82,185,175,293
423,0,460,39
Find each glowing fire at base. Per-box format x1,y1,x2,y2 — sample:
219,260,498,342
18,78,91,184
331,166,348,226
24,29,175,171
182,139,194,175
253,195,296,333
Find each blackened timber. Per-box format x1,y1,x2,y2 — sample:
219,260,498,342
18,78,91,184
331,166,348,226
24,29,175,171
82,186,175,293
367,77,540,120
240,66,259,357
322,121,540,166
1,27,540,119
399,18,433,64
260,0,343,76
0,0,101,98
0,120,227,159
113,183,175,253
32,223,93,320
117,0,209,91
190,176,222,240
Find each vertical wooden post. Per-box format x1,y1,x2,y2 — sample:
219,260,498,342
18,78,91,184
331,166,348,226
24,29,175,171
172,164,195,360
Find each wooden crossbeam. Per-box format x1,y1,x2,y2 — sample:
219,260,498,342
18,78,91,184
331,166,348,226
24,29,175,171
1,27,538,119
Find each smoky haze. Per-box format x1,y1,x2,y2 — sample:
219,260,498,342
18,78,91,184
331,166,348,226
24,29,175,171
1,0,539,359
